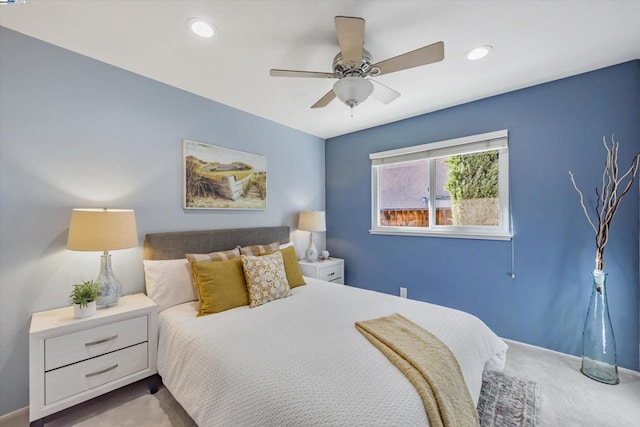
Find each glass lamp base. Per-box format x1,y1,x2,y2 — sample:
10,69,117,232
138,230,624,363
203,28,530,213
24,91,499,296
97,280,121,307
305,232,318,262
95,252,122,307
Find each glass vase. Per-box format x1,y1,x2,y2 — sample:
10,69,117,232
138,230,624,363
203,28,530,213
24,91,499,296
581,270,619,384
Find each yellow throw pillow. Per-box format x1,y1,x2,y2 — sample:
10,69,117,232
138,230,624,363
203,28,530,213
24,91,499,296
242,252,290,308
240,241,279,256
191,257,249,316
186,247,242,301
276,246,306,288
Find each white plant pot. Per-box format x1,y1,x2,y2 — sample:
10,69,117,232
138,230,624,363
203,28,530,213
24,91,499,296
74,301,96,319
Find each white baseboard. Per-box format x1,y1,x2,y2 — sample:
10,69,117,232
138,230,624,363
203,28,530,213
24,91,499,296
0,406,28,426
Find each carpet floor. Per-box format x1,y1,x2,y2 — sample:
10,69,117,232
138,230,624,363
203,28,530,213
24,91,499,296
4,339,639,426
502,340,640,427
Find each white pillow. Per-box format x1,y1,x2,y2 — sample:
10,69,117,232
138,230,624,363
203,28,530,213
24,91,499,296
279,241,294,250
143,259,196,312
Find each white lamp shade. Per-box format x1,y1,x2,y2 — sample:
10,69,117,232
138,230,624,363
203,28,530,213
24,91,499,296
333,77,374,106
298,210,326,232
67,208,138,251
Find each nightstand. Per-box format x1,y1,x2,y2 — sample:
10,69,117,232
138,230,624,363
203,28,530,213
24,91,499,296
29,293,158,426
298,257,344,284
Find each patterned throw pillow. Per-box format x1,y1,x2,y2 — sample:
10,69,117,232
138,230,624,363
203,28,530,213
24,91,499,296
240,241,279,256
241,251,290,308
185,247,241,263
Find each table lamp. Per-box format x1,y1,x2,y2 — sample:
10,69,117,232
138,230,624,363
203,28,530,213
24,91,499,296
298,210,326,262
67,208,138,307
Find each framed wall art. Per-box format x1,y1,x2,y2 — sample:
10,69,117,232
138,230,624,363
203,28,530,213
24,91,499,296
183,140,267,210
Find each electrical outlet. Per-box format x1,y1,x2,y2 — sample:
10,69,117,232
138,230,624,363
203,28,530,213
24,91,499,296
400,287,407,299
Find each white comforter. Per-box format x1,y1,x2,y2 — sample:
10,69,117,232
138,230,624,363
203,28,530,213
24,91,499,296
158,279,508,427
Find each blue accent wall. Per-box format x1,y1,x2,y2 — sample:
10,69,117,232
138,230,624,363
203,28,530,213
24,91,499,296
326,61,640,370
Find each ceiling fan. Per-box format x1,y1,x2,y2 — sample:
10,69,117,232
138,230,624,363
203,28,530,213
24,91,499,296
270,16,444,111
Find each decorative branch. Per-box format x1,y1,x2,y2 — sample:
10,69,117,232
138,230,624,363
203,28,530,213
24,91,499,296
569,171,598,233
569,135,640,271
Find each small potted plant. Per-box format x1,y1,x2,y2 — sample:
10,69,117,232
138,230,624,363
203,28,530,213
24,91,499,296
70,280,100,318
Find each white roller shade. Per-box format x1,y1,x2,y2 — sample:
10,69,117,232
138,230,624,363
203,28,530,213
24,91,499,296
370,129,508,166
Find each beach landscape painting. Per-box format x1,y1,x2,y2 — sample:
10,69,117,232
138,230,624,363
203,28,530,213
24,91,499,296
183,140,267,210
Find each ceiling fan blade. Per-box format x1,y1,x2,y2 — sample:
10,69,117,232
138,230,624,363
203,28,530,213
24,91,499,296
334,16,365,63
370,79,401,104
270,69,337,79
372,41,444,76
311,90,336,109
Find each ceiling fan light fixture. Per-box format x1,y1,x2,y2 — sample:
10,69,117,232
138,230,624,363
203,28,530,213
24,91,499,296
465,45,493,61
187,17,216,38
333,77,374,108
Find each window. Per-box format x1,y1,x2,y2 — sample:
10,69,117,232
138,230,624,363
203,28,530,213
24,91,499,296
370,130,510,240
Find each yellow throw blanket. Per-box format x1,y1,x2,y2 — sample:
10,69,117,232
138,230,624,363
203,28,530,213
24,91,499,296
355,313,479,427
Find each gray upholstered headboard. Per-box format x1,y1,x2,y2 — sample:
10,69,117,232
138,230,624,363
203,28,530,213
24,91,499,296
143,226,290,260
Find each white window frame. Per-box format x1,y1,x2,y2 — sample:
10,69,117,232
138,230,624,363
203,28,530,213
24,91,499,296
370,130,511,240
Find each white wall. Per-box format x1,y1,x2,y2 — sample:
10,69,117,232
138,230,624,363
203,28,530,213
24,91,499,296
0,28,325,415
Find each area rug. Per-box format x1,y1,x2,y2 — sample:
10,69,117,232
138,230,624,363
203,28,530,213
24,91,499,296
477,369,540,427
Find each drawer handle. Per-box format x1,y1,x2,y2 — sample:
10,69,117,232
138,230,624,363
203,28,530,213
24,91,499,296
85,364,118,378
85,335,118,346
328,272,335,276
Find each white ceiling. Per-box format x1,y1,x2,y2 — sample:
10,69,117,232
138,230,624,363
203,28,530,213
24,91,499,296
1,1,639,139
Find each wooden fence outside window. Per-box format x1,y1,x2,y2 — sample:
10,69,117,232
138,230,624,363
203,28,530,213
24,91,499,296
380,208,452,227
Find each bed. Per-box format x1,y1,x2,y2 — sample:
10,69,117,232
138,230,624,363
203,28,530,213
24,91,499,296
143,226,508,426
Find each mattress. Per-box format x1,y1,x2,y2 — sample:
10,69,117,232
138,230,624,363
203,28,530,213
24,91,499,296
157,278,508,426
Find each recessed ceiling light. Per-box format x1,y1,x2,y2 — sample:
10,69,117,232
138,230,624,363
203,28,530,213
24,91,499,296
465,45,493,61
187,17,216,38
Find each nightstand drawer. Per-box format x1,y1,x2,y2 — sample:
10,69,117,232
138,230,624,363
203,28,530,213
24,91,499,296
317,264,343,282
45,316,147,371
298,258,345,284
45,342,148,404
